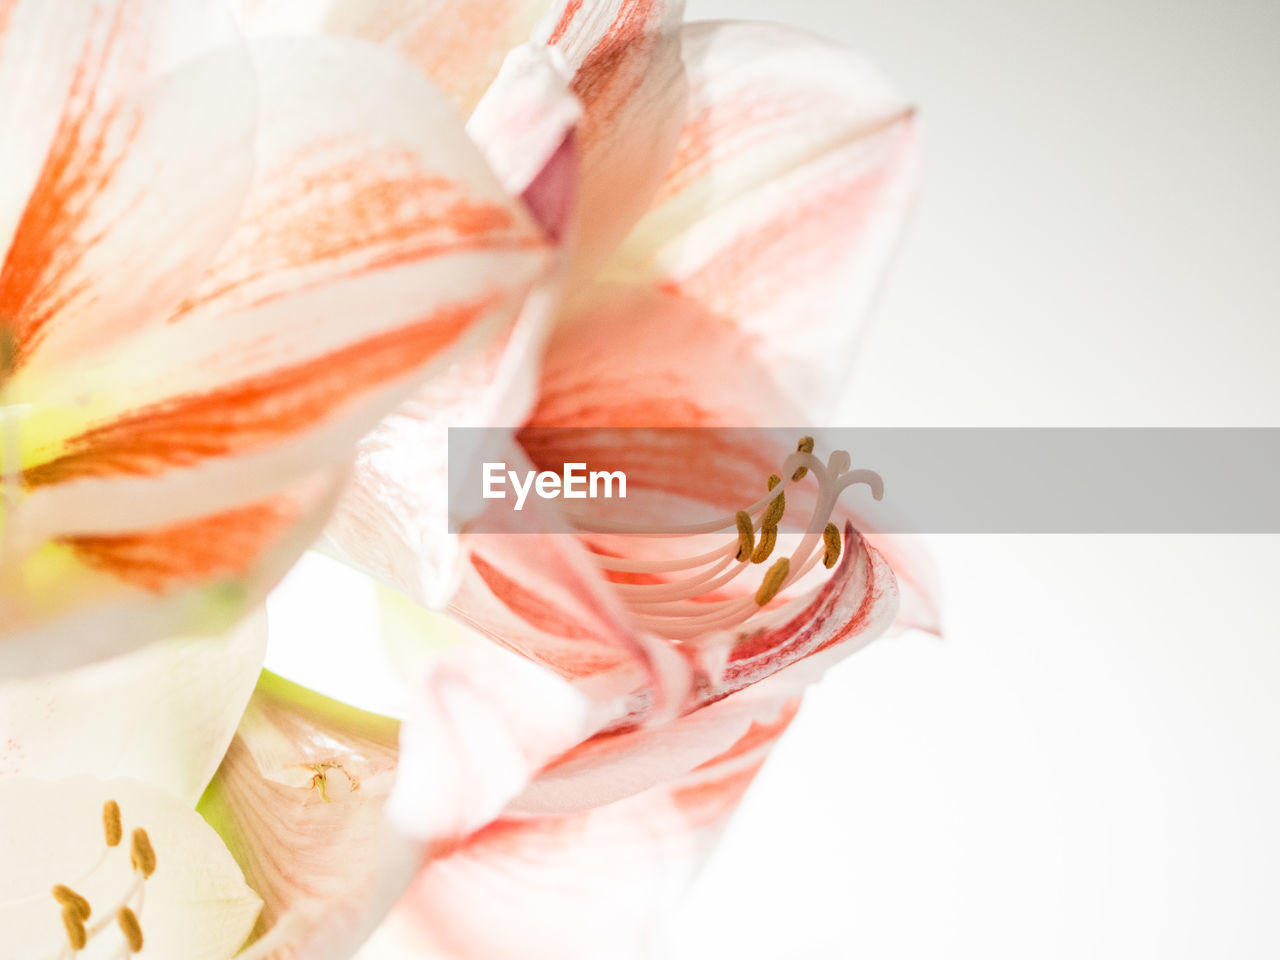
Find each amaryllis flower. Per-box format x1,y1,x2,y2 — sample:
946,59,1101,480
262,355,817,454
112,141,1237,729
0,0,551,676
0,604,591,959
246,0,933,956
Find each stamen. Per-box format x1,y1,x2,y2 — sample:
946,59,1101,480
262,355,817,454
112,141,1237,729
117,907,143,953
763,491,786,528
792,436,815,481
751,525,777,564
103,800,123,848
129,829,156,878
568,440,881,643
755,558,790,606
734,511,754,561
62,905,88,951
822,522,842,569
52,885,91,921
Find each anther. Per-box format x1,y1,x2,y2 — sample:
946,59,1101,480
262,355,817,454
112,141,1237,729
117,906,144,953
52,884,91,921
751,525,777,564
763,491,786,528
792,436,815,481
103,800,123,847
62,904,88,951
734,511,755,561
767,474,781,491
755,558,790,606
822,522,842,569
130,828,156,878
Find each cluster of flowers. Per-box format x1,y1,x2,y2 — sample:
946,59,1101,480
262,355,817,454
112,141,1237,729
0,1,932,957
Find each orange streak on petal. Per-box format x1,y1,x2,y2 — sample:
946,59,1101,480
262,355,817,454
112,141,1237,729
545,0,585,46
66,497,301,592
0,3,136,368
26,297,494,485
174,152,532,322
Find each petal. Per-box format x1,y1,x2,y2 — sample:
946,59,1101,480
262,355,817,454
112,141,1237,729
511,683,799,815
702,524,900,705
0,0,255,375
384,632,591,843
528,282,796,430
451,450,695,724
320,288,553,611
0,466,345,677
861,531,943,637
235,0,552,116
507,530,896,817
14,34,549,542
535,0,689,279
0,608,266,804
604,21,919,412
199,639,591,960
359,701,791,960
0,775,262,960
466,42,580,204
198,671,410,959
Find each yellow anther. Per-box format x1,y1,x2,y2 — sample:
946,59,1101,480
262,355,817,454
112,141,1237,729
52,884,91,921
763,491,786,528
792,436,815,481
767,473,781,491
130,828,157,878
734,510,755,561
755,558,790,606
117,906,144,953
62,904,88,951
103,799,123,847
822,522,842,569
751,525,777,564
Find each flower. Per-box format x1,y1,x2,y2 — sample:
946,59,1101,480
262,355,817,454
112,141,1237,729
0,0,551,677
0,609,589,959
0,2,937,958
291,1,934,956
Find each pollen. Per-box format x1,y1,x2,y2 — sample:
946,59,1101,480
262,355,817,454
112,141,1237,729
751,525,777,564
117,906,144,953
822,522,842,569
734,510,754,561
103,799,123,847
763,491,786,528
792,436,815,481
52,884,91,921
61,904,88,951
755,558,790,606
130,828,157,878
577,438,882,643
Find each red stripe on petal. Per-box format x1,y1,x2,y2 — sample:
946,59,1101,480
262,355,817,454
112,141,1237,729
0,4,134,368
172,155,534,323
26,297,493,485
693,698,800,769
546,0,585,45
67,497,301,592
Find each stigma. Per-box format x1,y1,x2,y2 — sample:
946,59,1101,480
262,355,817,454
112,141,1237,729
579,436,883,642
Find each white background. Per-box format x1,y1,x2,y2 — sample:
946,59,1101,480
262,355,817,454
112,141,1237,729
671,1,1280,958
271,2,1280,957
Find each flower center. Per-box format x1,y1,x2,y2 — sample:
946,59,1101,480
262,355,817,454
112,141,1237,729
33,800,155,960
573,436,882,642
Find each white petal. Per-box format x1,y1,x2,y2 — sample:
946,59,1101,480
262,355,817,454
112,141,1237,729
0,776,261,960
0,609,266,805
